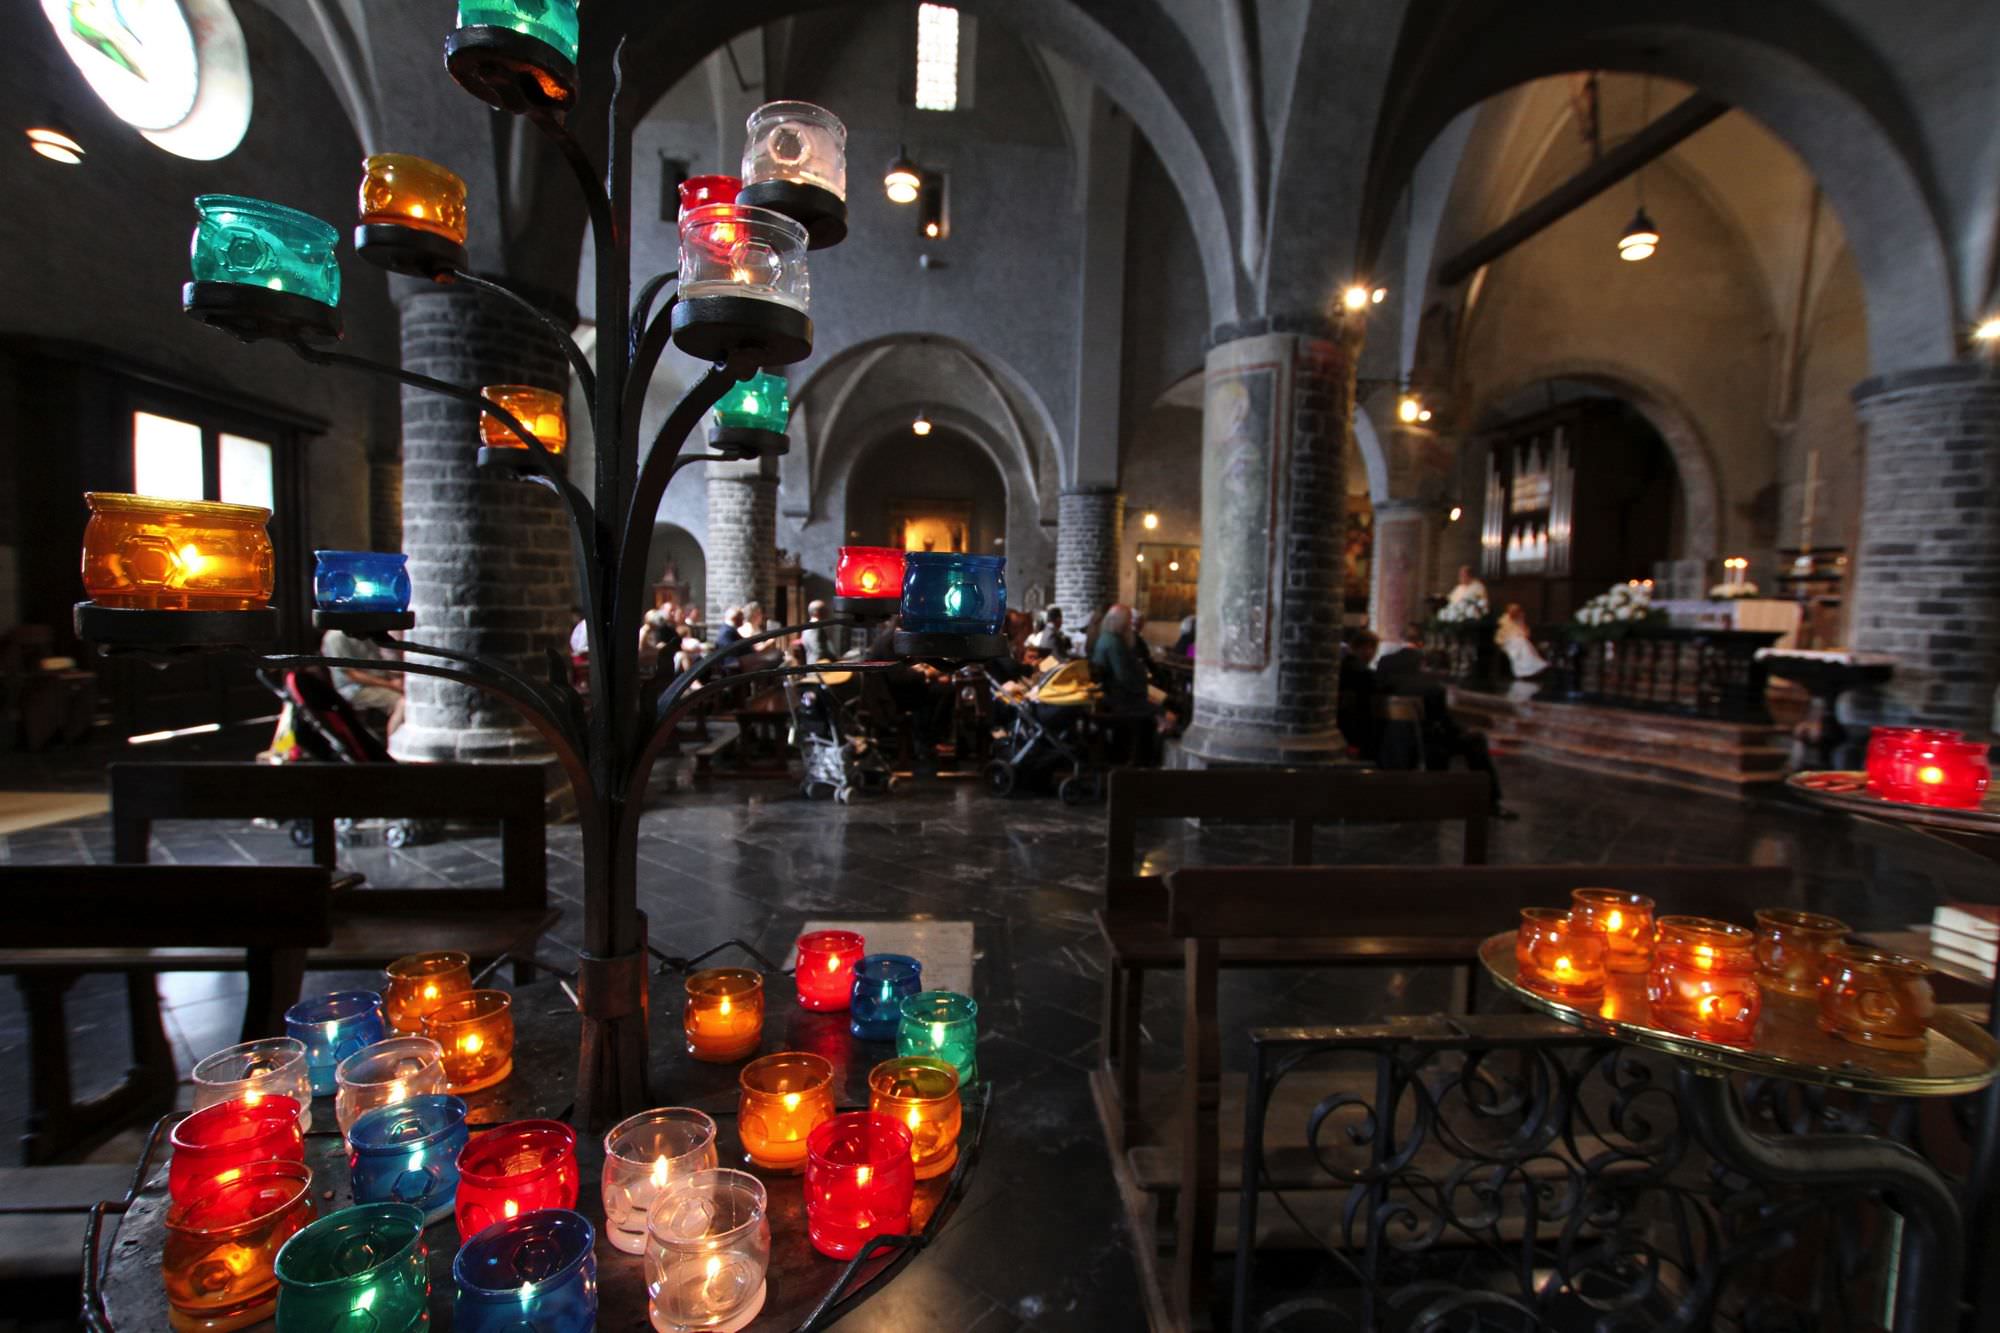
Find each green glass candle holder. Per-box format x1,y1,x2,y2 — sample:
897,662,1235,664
191,195,341,308
457,0,579,63
895,990,979,1086
273,1202,429,1333
713,371,790,432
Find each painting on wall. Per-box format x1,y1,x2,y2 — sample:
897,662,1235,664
1136,542,1199,625
1344,502,1372,614
1201,366,1278,669
886,500,974,554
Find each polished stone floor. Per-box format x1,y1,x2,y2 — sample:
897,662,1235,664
1,750,1991,1330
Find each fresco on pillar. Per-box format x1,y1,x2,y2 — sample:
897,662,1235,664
1202,369,1278,670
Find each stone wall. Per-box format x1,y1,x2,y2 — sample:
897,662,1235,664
705,458,779,621
1054,487,1123,618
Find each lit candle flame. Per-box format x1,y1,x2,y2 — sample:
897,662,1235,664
242,1089,262,1107
856,1166,872,1187
503,1199,519,1219
461,1033,484,1055
1693,945,1715,971
177,543,209,575
719,995,732,1017
651,1155,669,1189
1604,909,1624,932
1554,954,1574,978
826,955,841,972
931,1021,948,1048
422,982,438,1001
860,569,880,592
1919,765,1945,785
705,1256,722,1280
730,266,753,285
907,1107,923,1130
1697,994,1722,1019
783,1092,800,1112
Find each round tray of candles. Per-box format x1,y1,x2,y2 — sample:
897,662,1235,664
1478,931,1998,1095
1786,770,2000,838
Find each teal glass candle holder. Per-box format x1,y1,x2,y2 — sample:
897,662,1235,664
850,954,922,1041
713,370,790,432
454,1209,598,1333
273,1202,429,1333
313,550,411,613
457,0,579,63
896,990,979,1085
900,552,1006,635
347,1094,470,1224
285,990,387,1096
191,195,341,308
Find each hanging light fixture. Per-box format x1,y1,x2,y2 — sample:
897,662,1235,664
911,410,932,437
26,124,83,164
1397,394,1422,424
884,149,921,205
1618,72,1660,262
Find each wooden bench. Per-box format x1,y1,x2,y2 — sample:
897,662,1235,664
1093,767,1492,1154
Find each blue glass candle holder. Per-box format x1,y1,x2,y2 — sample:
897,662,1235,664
348,1094,469,1224
457,0,580,63
285,990,387,1096
191,195,341,308
896,990,979,1085
850,954,923,1041
900,552,1006,635
313,550,412,613
273,1202,429,1333
454,1209,598,1333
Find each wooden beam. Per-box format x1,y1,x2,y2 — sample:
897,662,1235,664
1437,93,1730,286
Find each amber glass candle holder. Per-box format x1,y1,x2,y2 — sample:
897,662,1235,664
168,1096,306,1207
1513,908,1606,1003
684,968,764,1063
737,1052,836,1173
191,1038,313,1133
1569,888,1656,974
422,989,514,1093
382,949,474,1034
601,1108,720,1256
480,383,568,453
81,493,275,611
333,1036,448,1140
1753,908,1850,998
359,152,469,243
867,1056,962,1181
1819,947,1937,1052
646,1169,771,1333
454,1119,581,1240
804,1111,916,1260
794,929,866,1011
1647,916,1761,1045
162,1159,315,1333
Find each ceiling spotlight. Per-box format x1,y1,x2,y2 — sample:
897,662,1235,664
1342,285,1370,312
1397,394,1421,424
1371,287,1386,304
884,149,921,205
1618,206,1660,262
1141,511,1160,530
1418,408,1432,422
911,411,932,437
924,220,940,238
1448,505,1463,523
27,126,83,165
1167,560,1180,572
1135,552,1145,564
1974,316,2000,343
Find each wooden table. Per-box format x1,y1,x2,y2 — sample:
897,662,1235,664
92,965,988,1331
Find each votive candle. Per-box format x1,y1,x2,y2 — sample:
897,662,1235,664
737,1052,835,1173
1569,888,1656,974
273,1201,429,1332
422,988,514,1093
1908,739,1993,810
645,1169,770,1333
382,949,474,1034
896,990,980,1085
601,1108,720,1256
168,1096,306,1207
1865,726,1958,795
285,990,386,1096
191,1037,313,1133
867,1056,962,1181
162,1159,315,1333
804,1111,916,1260
453,1209,598,1333
684,968,764,1063
334,1036,447,1140
1513,908,1606,1003
347,1094,470,1224
1819,947,1937,1052
455,1119,581,1241
1647,916,1761,1045
795,930,866,1011
1753,908,1850,998
850,954,923,1041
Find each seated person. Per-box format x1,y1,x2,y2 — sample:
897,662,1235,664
1337,630,1381,759
866,616,956,756
321,627,405,738
1090,605,1161,763
1374,623,1512,816
799,599,835,663
714,606,745,649
1028,607,1072,660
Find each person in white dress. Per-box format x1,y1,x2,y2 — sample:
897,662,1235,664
1494,602,1547,679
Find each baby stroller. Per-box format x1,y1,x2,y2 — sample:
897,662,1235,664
259,668,440,849
786,671,897,802
984,659,1106,803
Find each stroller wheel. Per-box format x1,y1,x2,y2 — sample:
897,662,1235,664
985,761,1017,796
835,786,852,804
384,821,414,849
287,819,314,848
1059,773,1102,806
801,781,822,800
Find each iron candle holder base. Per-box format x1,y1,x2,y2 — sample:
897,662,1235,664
354,223,468,280
444,26,575,113
831,597,899,621
736,179,848,250
671,295,813,367
312,609,415,635
75,602,279,647
894,631,1009,661
475,445,550,475
183,281,341,346
708,426,791,459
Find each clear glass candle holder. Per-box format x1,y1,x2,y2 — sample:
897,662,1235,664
741,101,847,199
834,546,906,602
82,493,275,612
1753,908,1850,998
737,1052,835,1173
867,1056,962,1181
163,1159,315,1333
191,1038,313,1133
677,202,811,311
850,954,923,1041
285,990,386,1097
804,1111,915,1260
1819,947,1937,1052
896,990,980,1085
334,1036,448,1140
899,552,1007,635
793,929,866,1011
455,1119,580,1240
453,1209,598,1333
456,0,580,63
1647,916,1761,1045
168,1096,306,1207
191,194,342,308
358,152,468,244
1513,908,1607,1003
422,989,514,1093
347,1093,470,1224
645,1168,770,1333
381,949,474,1034
1569,888,1656,974
684,968,764,1063
273,1201,429,1332
602,1108,720,1256
479,383,568,453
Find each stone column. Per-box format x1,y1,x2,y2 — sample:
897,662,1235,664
1182,324,1353,765
1371,498,1438,637
394,285,574,761
1848,364,2000,736
705,456,778,622
369,458,402,554
1054,487,1123,618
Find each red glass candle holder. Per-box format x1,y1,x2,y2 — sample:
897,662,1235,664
1819,947,1937,1052
1905,739,1992,810
1647,916,1761,1045
162,1159,315,1333
168,1096,306,1206
1513,908,1606,1002
454,1119,581,1240
834,547,906,603
794,930,866,1012
1569,888,1656,974
1865,727,1958,794
1753,907,1850,998
804,1111,916,1260
677,174,741,220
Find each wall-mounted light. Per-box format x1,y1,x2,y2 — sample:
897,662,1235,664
1397,393,1427,424
1618,207,1659,262
918,170,949,239
1134,552,1145,564
1974,316,2000,344
911,410,932,437
26,125,83,165
1370,287,1386,304
1141,511,1160,531
1167,560,1180,572
884,149,921,205
1448,505,1463,523
1341,285,1370,312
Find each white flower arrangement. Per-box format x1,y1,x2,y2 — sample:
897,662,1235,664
1437,594,1490,624
1708,582,1760,599
1573,581,1655,627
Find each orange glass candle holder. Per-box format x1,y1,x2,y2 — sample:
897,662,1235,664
359,153,469,243
168,1096,307,1206
737,1052,835,1173
1647,916,1761,1045
382,949,474,1034
1819,947,1936,1052
1569,888,1656,974
479,384,568,453
684,968,764,1063
454,1119,581,1240
1753,908,1850,998
1513,908,1606,1002
162,1159,316,1333
867,1056,962,1181
794,930,866,1012
81,493,274,611
422,989,514,1093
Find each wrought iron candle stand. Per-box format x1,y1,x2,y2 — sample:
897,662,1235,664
73,9,977,1132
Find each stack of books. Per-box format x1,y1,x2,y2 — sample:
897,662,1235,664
1929,903,2000,980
